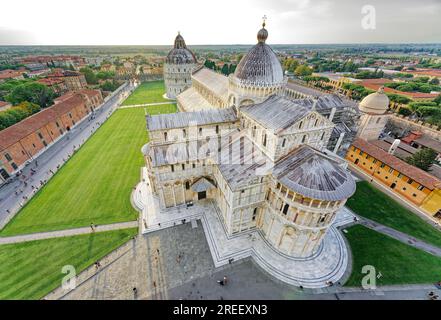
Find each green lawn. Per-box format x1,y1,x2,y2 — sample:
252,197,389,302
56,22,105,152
0,228,137,299
122,81,168,106
347,181,441,248
344,225,441,286
0,104,176,236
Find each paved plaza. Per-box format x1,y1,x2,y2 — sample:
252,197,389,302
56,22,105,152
51,222,441,300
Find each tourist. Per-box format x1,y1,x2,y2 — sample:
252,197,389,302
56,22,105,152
217,280,224,286
223,276,228,285
90,222,95,232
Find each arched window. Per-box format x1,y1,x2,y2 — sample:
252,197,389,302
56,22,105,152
282,204,289,215
302,135,307,143
183,129,187,138
282,139,286,148
263,134,267,147
299,121,303,129
185,181,190,190
320,132,325,140
164,132,168,141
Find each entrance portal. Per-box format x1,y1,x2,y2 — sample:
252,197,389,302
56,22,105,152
198,191,207,200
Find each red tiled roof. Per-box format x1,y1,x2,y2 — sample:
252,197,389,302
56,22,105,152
0,69,24,80
352,138,441,190
0,90,100,151
0,101,11,108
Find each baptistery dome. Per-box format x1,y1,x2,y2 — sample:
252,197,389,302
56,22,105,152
164,32,198,99
234,23,284,86
166,33,197,65
359,87,390,115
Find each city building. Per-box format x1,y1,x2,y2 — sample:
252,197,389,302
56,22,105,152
0,90,103,182
346,138,441,217
46,69,87,91
142,23,357,267
0,69,25,83
163,33,198,99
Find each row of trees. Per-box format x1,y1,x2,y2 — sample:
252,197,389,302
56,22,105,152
79,67,115,85
204,59,237,76
0,101,41,130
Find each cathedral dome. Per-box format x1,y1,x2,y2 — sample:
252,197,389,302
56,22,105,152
359,87,390,115
233,23,284,86
166,33,197,65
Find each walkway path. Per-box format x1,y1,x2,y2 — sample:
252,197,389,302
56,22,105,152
358,217,441,257
0,221,138,245
119,101,176,109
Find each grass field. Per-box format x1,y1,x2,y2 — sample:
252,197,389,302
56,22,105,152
347,181,441,248
0,104,176,236
344,225,441,286
0,228,137,299
121,81,168,106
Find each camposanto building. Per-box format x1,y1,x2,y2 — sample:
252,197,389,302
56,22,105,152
142,22,358,283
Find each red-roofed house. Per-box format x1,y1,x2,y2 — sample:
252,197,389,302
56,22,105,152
346,138,441,217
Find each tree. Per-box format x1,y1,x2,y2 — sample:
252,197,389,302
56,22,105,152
406,148,437,171
430,78,440,85
80,67,98,85
6,82,55,108
294,64,313,77
0,101,40,130
221,64,229,76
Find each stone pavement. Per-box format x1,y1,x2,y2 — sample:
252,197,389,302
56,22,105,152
0,82,137,229
0,221,138,245
133,168,356,289
49,222,441,300
51,223,217,300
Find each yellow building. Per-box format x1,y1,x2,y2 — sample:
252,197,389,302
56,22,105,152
346,138,441,218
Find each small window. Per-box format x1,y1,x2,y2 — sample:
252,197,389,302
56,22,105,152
185,181,190,190
373,159,377,164
4,153,12,161
171,165,174,172
282,204,289,215
282,139,286,148
321,132,325,140
182,164,185,170
359,151,364,156
164,132,168,141
408,179,413,184
389,168,394,174
398,173,403,179
380,163,386,168
183,129,186,138
216,125,219,134
192,163,196,169
302,135,307,143
263,134,267,147
299,121,303,129
199,128,202,136
417,185,424,191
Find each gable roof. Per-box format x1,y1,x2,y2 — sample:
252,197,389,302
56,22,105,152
240,95,315,134
192,67,229,99
146,107,237,131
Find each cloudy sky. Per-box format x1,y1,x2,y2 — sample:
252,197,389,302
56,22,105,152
0,0,440,45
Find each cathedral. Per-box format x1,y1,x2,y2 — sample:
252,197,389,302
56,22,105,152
144,21,359,260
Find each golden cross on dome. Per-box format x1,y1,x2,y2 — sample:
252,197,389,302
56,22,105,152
262,15,267,28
